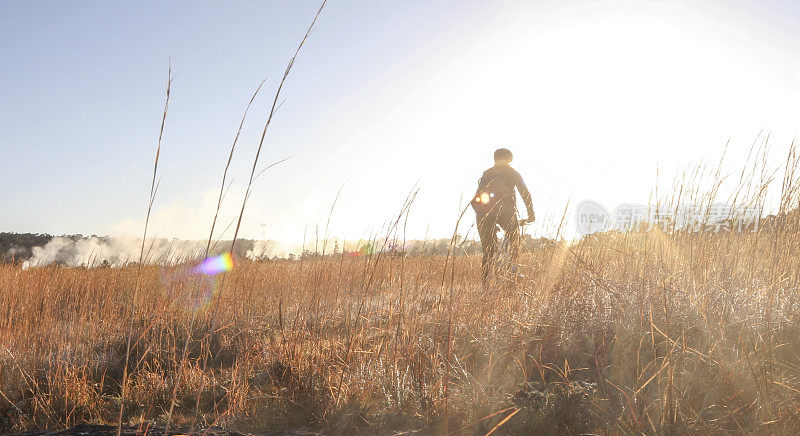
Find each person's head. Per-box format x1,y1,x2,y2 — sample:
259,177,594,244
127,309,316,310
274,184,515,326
494,148,513,165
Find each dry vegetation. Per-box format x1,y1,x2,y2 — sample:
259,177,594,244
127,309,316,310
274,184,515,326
2,163,800,434
3,3,800,432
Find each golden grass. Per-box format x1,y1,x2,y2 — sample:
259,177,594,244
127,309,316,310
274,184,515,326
2,214,800,434
3,3,798,431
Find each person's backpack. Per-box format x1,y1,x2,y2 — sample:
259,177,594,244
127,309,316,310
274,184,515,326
471,168,514,214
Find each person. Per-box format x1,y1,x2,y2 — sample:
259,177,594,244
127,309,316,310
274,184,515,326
471,148,535,285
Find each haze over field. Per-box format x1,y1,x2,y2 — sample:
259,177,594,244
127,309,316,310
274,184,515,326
3,0,800,246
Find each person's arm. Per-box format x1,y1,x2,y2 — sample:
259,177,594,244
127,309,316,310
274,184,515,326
474,173,486,196
515,172,535,221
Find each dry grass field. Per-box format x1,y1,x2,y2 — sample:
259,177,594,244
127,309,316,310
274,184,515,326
3,6,800,432
2,179,800,434
6,1,800,435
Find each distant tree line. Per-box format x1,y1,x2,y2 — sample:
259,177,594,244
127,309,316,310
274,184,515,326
0,232,267,265
1,231,557,266
1,232,57,263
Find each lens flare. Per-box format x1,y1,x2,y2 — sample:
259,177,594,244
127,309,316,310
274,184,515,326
191,252,234,276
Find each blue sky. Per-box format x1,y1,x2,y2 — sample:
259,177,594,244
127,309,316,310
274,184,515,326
2,0,799,245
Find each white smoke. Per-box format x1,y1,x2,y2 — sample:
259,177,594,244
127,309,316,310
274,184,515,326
5,246,27,258
245,240,275,260
19,236,298,269
22,236,210,269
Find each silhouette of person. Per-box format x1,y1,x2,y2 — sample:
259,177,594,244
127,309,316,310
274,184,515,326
471,148,535,285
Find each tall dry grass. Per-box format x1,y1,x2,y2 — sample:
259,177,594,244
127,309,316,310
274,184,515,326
2,1,799,431
1,155,800,434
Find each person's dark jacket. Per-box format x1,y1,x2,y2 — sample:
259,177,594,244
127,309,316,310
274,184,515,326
473,164,534,218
